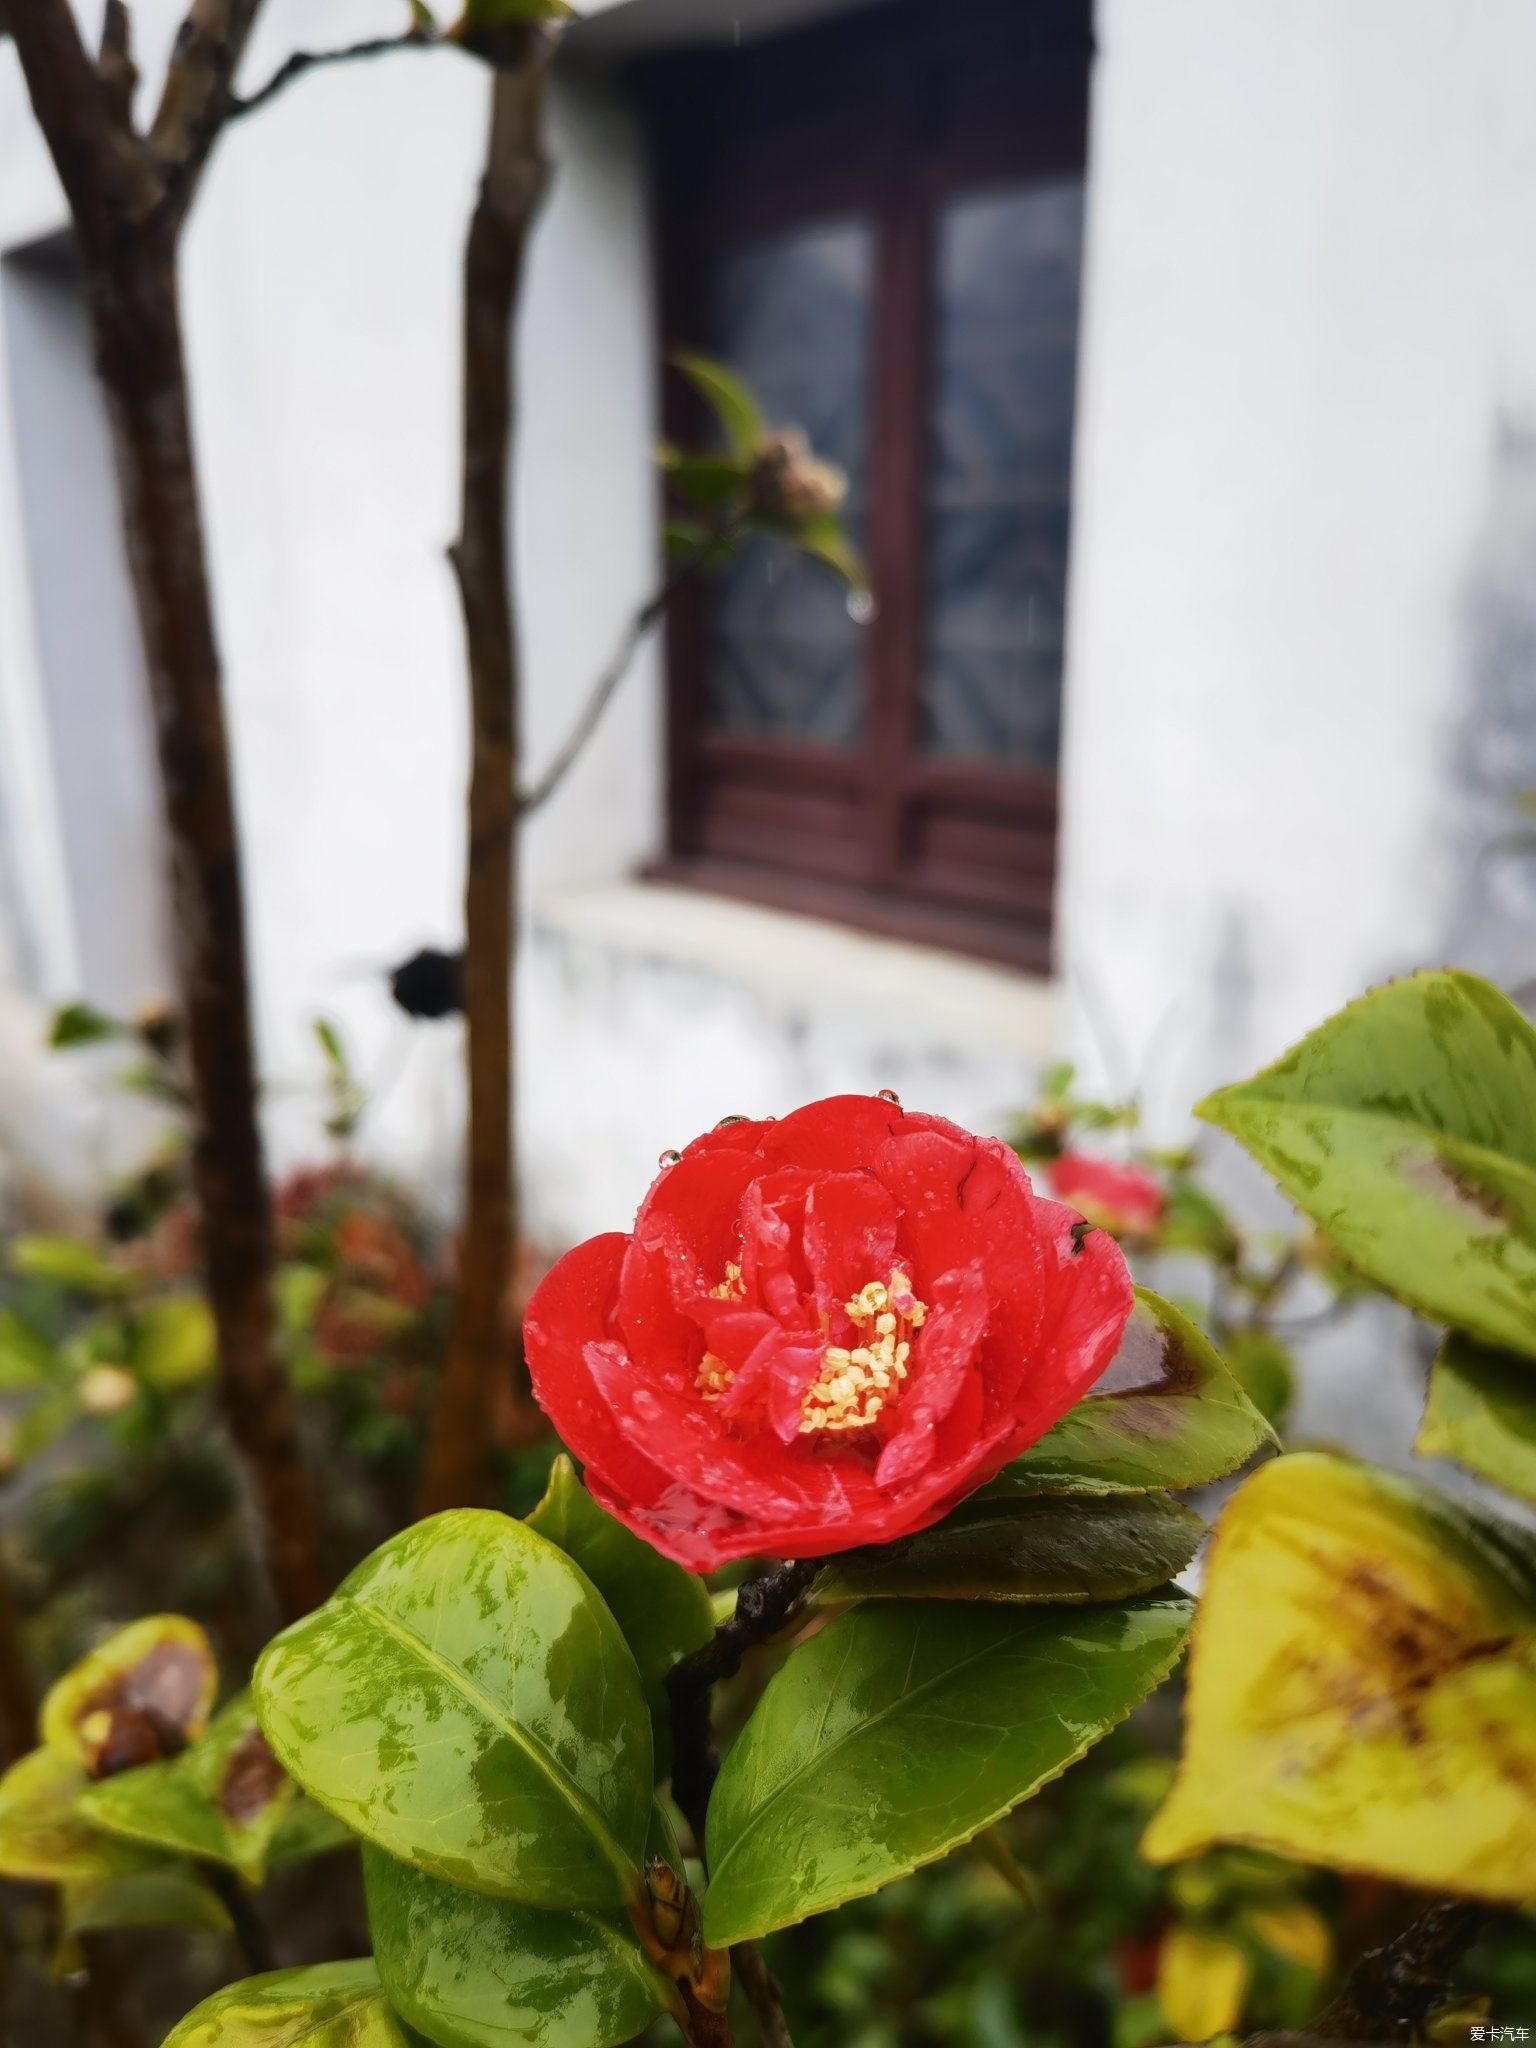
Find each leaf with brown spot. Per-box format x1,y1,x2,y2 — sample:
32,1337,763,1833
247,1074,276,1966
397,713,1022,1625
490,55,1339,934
1199,970,1536,1359
1143,1452,1536,1902
42,1616,217,1778
81,1691,295,1884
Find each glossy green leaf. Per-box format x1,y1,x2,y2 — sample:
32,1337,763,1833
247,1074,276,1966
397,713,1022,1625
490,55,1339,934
0,1308,56,1388
527,1456,714,1780
788,508,867,592
81,1691,294,1883
42,1614,218,1775
365,1846,675,2048
12,1387,77,1462
1199,970,1536,1358
61,1864,232,1940
130,1295,217,1390
657,445,754,510
162,1961,412,2048
453,0,573,35
1417,1333,1536,1503
0,1748,160,1884
255,1509,652,1909
671,351,763,459
9,1235,137,1297
984,1291,1274,1498
1220,1329,1296,1431
49,1001,121,1049
812,1492,1202,1606
702,1593,1192,1944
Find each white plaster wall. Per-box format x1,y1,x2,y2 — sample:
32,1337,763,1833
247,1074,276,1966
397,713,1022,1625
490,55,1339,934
0,0,664,1216
1058,0,1536,1134
5,0,1536,1297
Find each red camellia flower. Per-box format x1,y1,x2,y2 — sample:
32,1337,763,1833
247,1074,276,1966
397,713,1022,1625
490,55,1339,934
1046,1152,1165,1241
524,1095,1134,1569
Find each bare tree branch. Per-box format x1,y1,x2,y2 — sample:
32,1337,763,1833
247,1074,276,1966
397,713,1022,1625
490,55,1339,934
5,0,156,243
518,551,710,818
732,1941,796,2048
149,0,265,205
1306,1899,1490,2041
97,0,138,129
420,50,552,1515
230,27,438,121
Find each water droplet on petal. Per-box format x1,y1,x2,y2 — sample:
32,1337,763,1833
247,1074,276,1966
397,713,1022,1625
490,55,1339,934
715,1113,749,1128
847,588,877,625
877,1088,901,1105
658,1148,681,1168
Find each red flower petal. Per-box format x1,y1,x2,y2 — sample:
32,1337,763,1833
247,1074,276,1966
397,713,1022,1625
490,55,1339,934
524,1096,1136,1570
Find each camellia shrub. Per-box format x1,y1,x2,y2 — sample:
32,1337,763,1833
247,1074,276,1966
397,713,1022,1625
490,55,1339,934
1,969,1532,2046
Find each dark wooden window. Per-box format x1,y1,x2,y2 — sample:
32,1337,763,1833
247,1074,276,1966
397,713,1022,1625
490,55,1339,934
644,0,1092,970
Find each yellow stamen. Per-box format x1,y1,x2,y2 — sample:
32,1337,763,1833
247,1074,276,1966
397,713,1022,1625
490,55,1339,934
693,1261,929,1432
697,1263,745,1400
798,1269,926,1435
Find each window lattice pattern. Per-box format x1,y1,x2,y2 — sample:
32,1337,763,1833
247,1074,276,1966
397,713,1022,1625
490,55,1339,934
706,218,873,747
920,180,1085,766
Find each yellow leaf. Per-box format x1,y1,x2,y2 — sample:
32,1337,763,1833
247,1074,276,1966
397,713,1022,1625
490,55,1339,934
1156,1926,1251,2042
1245,1900,1333,1975
1143,1453,1536,1903
0,1750,155,1884
42,1617,218,1776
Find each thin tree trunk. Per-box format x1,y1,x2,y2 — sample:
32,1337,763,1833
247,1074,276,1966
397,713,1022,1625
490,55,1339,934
0,1565,35,1765
6,0,326,1625
87,238,326,1622
421,56,549,1516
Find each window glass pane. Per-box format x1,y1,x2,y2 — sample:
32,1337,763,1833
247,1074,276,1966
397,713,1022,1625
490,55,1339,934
705,218,873,747
920,179,1084,766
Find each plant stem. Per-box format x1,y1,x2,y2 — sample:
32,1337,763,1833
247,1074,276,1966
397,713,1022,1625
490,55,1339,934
667,1558,818,1845
732,1941,796,2048
204,1867,275,1975
230,28,437,118
1307,1898,1489,2040
518,529,735,818
420,50,551,1516
666,1560,819,2048
0,1560,36,1766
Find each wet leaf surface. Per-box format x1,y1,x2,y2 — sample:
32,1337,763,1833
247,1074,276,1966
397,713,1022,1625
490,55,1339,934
984,1291,1274,1498
1417,1333,1536,1503
527,1456,714,1780
365,1845,675,2048
1199,970,1536,1357
1143,1452,1536,1901
702,1592,1192,1945
161,1960,412,2047
254,1509,652,1910
812,1491,1202,1605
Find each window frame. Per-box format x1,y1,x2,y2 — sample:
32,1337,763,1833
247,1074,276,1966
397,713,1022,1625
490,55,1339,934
642,0,1092,971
